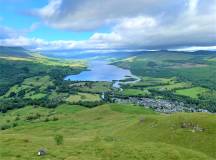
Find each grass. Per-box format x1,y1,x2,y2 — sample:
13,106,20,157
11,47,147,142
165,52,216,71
66,93,101,103
0,54,86,97
128,77,173,88
0,49,216,159
2,76,54,99
207,58,216,62
0,56,32,61
147,82,192,91
71,81,112,93
118,112,216,159
23,76,53,87
121,88,150,96
33,57,86,68
175,87,209,99
48,92,68,100
109,103,156,115
0,104,215,160
55,104,87,114
113,51,216,90
29,93,47,100
0,54,86,68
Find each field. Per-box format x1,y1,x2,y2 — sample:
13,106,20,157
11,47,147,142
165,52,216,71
113,51,216,112
127,77,173,88
2,76,54,98
71,81,112,93
175,87,209,99
113,51,216,90
66,93,101,103
147,82,192,91
0,104,215,160
121,89,150,96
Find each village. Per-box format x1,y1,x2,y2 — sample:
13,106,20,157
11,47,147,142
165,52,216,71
112,97,209,113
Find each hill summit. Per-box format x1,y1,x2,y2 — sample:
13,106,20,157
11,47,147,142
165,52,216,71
0,46,31,58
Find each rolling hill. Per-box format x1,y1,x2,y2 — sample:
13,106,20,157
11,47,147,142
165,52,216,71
0,46,31,58
0,104,215,160
0,47,215,159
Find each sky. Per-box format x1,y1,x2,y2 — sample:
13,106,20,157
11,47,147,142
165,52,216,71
0,0,216,52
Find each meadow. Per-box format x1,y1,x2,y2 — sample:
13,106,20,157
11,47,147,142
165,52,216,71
66,92,101,103
175,87,209,99
0,104,215,160
120,88,150,97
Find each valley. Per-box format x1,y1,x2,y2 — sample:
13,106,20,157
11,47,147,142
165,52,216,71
0,47,216,160
1,1,216,159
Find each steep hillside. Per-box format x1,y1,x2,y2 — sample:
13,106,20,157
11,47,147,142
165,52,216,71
0,46,85,99
0,46,31,58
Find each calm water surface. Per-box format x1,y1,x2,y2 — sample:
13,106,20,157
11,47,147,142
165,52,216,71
65,61,139,87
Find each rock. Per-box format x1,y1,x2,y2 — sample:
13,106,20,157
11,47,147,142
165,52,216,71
38,148,47,156
181,122,205,132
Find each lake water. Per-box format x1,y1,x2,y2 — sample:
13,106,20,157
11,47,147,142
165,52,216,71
64,60,139,88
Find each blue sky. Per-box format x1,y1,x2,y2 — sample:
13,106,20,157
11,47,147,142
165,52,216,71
0,0,95,41
0,0,44,29
0,0,215,51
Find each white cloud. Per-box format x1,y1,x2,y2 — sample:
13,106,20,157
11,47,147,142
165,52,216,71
0,36,45,47
34,0,185,31
29,0,216,50
85,10,216,50
0,26,20,39
1,0,216,51
188,0,199,14
0,23,40,40
114,16,157,31
38,0,61,18
173,46,216,52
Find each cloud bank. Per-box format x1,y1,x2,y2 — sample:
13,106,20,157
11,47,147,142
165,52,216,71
0,0,216,51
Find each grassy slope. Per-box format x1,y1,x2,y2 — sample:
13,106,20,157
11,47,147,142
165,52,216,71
0,50,86,100
3,76,53,98
113,51,216,90
175,87,209,99
74,82,112,93
0,46,30,58
66,92,101,103
0,58,80,86
121,88,150,96
0,104,215,160
0,53,85,68
147,82,192,90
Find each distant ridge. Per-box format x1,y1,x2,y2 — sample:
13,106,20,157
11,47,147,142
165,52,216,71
0,46,31,57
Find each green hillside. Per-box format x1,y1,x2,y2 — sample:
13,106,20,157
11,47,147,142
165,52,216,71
0,48,86,100
0,49,215,159
0,46,31,58
113,51,216,112
0,104,215,160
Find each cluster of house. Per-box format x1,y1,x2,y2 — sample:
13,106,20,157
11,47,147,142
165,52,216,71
113,97,209,113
